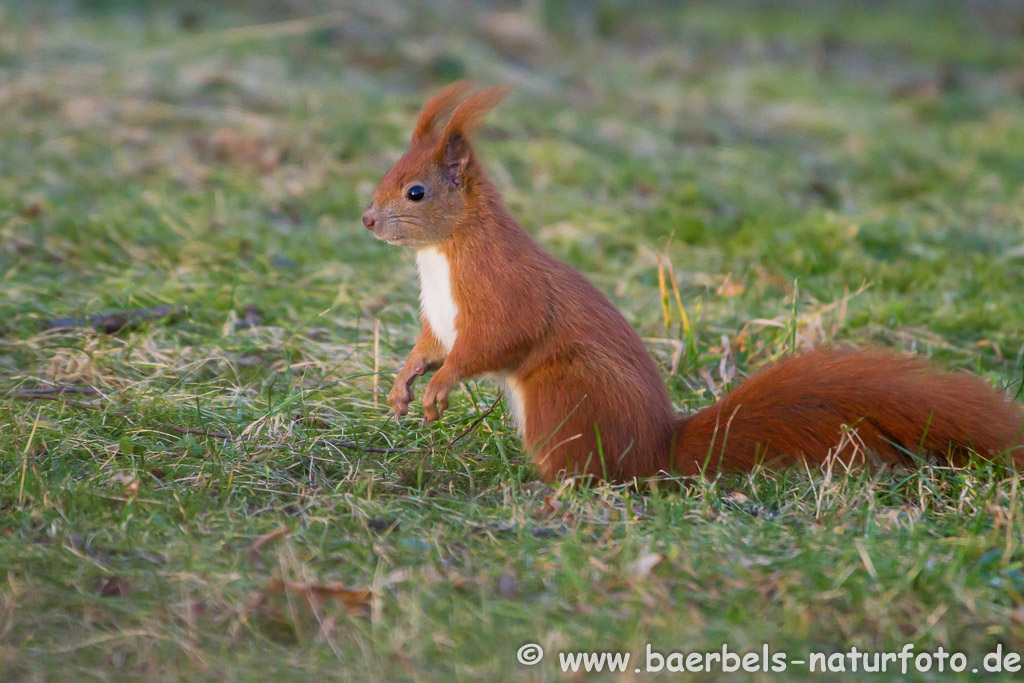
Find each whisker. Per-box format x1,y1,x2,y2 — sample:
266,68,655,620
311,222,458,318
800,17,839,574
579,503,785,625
393,218,429,228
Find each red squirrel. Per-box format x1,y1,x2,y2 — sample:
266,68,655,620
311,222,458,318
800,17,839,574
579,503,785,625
361,82,1024,482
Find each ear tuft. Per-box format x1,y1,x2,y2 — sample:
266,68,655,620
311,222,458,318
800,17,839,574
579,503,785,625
441,85,510,141
436,85,511,188
411,80,477,145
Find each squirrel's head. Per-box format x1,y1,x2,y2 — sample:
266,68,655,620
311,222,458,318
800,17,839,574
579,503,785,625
361,81,508,249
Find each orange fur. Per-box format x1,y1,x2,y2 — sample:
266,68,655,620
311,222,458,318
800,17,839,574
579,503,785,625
411,80,476,144
673,348,1024,475
365,83,1024,482
438,86,510,144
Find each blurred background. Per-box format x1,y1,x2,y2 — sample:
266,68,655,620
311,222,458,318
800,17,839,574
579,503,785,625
3,1,1023,350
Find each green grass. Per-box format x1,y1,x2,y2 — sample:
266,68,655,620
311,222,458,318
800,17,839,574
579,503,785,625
3,1,1024,679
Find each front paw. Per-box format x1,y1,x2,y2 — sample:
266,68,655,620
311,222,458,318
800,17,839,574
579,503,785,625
421,379,451,425
388,381,413,417
388,359,428,417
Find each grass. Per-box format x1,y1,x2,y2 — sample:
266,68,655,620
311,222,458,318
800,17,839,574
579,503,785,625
2,0,1024,679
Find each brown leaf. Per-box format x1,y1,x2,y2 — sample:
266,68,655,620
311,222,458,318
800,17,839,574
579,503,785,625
95,575,131,597
20,200,44,219
180,600,206,618
531,494,562,518
248,527,290,568
264,579,372,613
717,274,745,297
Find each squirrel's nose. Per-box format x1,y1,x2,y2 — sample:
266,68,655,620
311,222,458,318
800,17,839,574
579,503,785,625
361,210,376,230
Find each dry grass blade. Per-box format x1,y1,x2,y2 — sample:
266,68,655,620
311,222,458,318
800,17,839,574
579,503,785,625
447,390,504,447
656,255,671,335
248,527,290,569
663,256,691,335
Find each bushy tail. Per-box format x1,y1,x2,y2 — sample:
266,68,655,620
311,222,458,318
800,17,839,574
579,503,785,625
672,348,1024,475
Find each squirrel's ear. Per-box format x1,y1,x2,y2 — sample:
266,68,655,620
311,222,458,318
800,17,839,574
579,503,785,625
412,81,477,145
441,132,472,188
436,85,510,187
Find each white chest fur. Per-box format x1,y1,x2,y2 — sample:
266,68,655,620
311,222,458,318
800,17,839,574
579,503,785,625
416,247,458,353
416,248,526,436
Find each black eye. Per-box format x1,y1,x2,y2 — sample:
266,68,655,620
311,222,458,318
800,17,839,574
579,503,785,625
405,185,426,202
